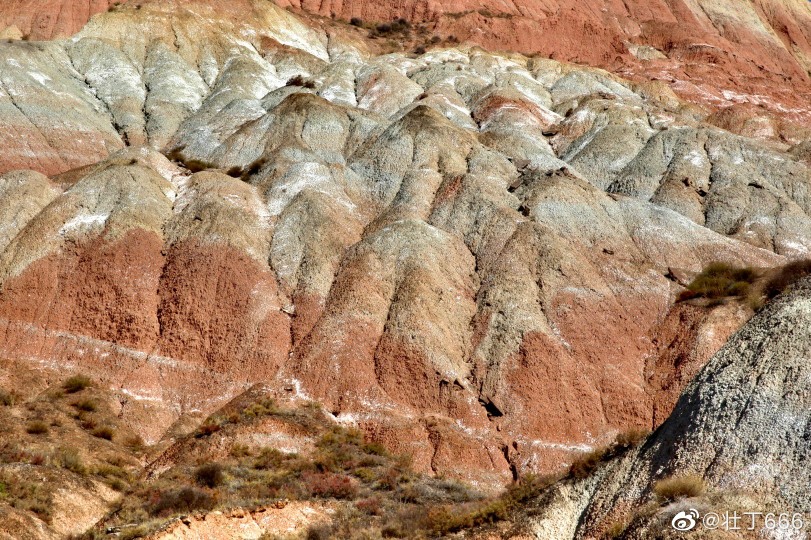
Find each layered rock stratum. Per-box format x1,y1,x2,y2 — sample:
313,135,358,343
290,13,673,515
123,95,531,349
1,0,809,479
0,0,810,538
5,0,811,140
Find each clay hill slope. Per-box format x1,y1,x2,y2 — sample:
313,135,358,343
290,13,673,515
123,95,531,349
0,0,119,40
284,0,811,137
4,0,811,141
1,0,810,494
488,276,811,540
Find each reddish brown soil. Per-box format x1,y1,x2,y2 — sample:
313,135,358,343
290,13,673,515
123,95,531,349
0,232,292,442
0,228,164,350
0,0,120,40
157,240,291,376
645,302,750,425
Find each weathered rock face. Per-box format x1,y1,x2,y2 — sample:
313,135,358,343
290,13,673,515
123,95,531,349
0,40,125,176
469,280,811,538
279,0,811,136
565,277,811,538
1,0,811,178
0,0,810,492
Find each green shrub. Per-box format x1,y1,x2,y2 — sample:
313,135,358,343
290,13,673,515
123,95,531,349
678,262,759,301
362,441,389,457
352,467,376,483
60,448,87,475
243,399,279,418
95,463,129,479
63,375,92,394
0,477,51,521
95,464,131,490
426,498,511,534
254,447,287,470
149,487,216,517
230,444,252,458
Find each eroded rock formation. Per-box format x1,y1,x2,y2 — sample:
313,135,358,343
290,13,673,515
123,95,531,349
0,0,809,508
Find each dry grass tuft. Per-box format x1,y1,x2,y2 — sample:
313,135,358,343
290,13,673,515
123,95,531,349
195,463,226,488
91,426,115,441
73,398,97,412
63,375,93,394
25,421,49,435
653,474,706,502
0,389,16,406
568,429,649,479
678,262,758,302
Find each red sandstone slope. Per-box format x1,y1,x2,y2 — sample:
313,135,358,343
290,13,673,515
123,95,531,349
0,0,119,40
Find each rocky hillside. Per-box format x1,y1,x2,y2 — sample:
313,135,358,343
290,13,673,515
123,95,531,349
1,0,810,482
5,0,811,139
485,275,811,539
0,0,811,538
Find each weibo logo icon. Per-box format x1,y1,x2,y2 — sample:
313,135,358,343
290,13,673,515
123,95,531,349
671,509,699,532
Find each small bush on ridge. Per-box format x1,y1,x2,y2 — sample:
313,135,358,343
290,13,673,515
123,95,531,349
63,375,92,394
195,464,226,488
678,262,758,302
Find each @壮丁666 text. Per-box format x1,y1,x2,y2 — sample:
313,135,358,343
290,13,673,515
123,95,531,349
671,510,806,532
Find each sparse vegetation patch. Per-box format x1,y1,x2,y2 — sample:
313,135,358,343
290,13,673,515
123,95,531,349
568,429,650,479
678,262,758,302
63,375,93,394
25,420,49,435
286,74,316,89
653,474,706,502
